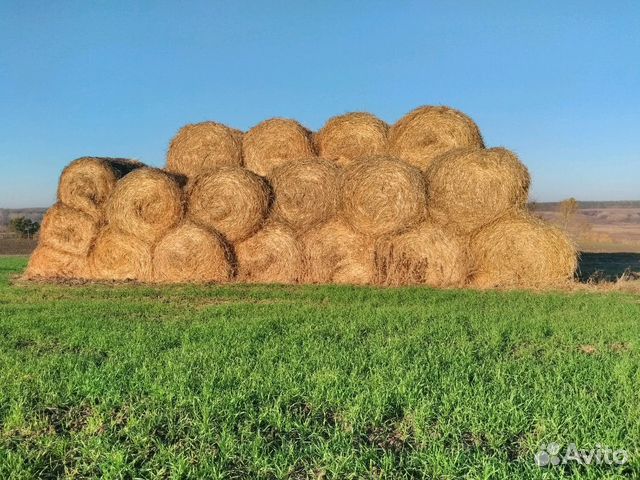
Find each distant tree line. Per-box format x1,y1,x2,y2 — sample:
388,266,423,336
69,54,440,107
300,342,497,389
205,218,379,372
9,216,40,238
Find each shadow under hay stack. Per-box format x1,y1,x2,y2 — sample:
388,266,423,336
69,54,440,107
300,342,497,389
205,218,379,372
24,104,578,288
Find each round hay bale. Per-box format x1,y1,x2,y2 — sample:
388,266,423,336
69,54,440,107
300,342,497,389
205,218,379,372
105,168,184,244
58,157,144,222
153,222,234,283
389,106,484,171
340,156,427,237
39,203,98,256
270,158,340,233
235,222,304,284
469,213,578,288
425,147,530,234
375,222,469,287
166,122,243,177
301,219,375,285
187,166,271,242
314,112,388,166
89,227,153,281
242,118,315,177
24,246,87,280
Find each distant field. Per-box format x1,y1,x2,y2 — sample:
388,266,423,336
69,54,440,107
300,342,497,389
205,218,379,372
0,237,38,255
535,204,640,253
1,257,639,478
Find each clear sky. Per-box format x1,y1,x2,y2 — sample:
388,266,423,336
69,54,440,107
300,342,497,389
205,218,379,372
1,1,639,208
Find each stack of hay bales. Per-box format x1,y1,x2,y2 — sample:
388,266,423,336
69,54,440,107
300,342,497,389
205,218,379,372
25,105,578,289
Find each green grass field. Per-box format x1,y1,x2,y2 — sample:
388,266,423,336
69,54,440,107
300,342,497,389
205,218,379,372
1,257,639,479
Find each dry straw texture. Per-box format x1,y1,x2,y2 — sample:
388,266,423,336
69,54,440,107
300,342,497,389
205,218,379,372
375,222,469,287
187,166,271,242
235,222,304,284
425,147,530,234
341,156,427,237
39,203,98,256
105,168,184,244
242,118,315,177
166,122,243,177
24,246,87,280
301,219,375,284
58,157,143,222
89,227,153,281
270,158,340,233
314,112,388,166
469,213,578,288
152,222,233,283
389,106,484,171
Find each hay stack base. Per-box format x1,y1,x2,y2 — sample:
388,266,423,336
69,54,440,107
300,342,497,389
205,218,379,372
301,219,375,285
375,222,469,287
235,222,304,284
89,227,153,281
470,214,578,288
153,222,233,283
24,246,88,280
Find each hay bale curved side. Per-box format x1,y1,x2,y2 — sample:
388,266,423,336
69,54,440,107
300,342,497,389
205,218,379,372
24,246,88,280
39,203,98,256
242,118,315,177
270,157,340,233
152,222,234,283
389,106,484,171
340,156,427,237
314,112,388,166
425,147,530,234
187,166,271,242
166,122,243,177
89,227,153,281
105,168,184,244
375,222,470,287
235,222,304,284
58,157,144,221
301,219,375,285
469,213,578,288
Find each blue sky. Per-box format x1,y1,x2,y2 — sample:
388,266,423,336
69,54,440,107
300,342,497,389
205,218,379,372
1,1,639,207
